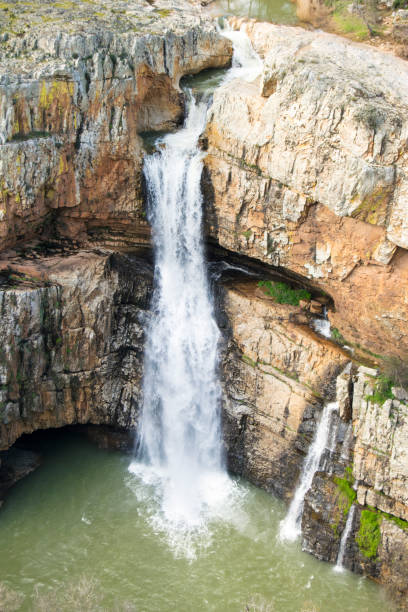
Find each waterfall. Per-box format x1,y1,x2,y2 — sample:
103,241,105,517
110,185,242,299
312,307,332,339
131,92,224,528
279,402,339,542
128,25,263,547
220,24,263,82
334,504,356,573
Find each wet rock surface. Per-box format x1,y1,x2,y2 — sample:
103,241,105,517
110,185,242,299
0,446,41,507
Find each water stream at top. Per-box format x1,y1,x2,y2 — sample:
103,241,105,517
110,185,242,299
128,26,262,555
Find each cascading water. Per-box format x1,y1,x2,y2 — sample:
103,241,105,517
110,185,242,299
334,504,356,573
130,92,224,526
128,25,263,554
279,401,339,542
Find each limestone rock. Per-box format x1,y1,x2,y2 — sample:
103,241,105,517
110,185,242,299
353,367,408,519
220,281,348,499
0,0,232,251
204,22,408,360
0,249,153,450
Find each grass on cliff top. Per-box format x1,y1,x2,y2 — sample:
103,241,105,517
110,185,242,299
257,280,311,306
332,9,370,40
365,374,395,406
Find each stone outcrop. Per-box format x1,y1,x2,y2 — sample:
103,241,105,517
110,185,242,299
0,0,232,251
0,247,152,451
0,447,41,507
301,364,408,609
220,280,349,499
204,21,408,361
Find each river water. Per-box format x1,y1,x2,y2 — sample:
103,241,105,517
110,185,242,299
213,0,297,25
0,431,389,611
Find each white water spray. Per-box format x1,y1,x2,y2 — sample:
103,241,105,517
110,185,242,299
279,402,339,542
334,504,356,573
128,27,263,553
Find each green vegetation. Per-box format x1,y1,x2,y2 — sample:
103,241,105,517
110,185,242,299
381,511,408,532
334,475,357,517
10,130,50,142
257,280,311,306
354,106,385,131
334,465,357,517
156,8,171,17
331,327,346,345
365,374,394,406
332,8,370,40
242,354,257,368
356,509,382,559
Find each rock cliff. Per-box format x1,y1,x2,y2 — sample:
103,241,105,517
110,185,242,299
0,247,152,451
0,0,232,251
204,21,408,362
0,5,408,608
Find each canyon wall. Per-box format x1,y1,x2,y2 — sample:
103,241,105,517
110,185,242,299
0,4,408,608
204,21,408,362
0,249,152,451
204,21,408,608
0,0,231,251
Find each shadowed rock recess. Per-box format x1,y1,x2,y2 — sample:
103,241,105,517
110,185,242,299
1,3,408,608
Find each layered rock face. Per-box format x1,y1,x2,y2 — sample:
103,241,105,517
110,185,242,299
0,0,231,251
0,248,152,451
204,21,408,361
220,281,349,499
220,281,408,607
301,365,408,608
204,23,408,607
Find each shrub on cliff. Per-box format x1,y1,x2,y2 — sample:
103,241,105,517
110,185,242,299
257,280,311,306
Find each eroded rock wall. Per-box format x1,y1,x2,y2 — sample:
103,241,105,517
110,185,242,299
220,281,349,499
0,249,152,451
0,0,232,251
204,22,408,361
301,364,408,609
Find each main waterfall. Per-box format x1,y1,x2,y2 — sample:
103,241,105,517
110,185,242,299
128,25,262,550
131,93,224,527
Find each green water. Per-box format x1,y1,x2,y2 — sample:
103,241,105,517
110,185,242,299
213,0,297,25
0,431,390,611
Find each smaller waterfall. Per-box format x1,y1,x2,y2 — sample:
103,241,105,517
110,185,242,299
312,307,331,339
334,504,356,573
279,402,338,542
219,22,263,82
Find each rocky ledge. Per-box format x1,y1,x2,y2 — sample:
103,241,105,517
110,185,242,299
204,20,408,362
0,0,232,251
0,246,152,451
